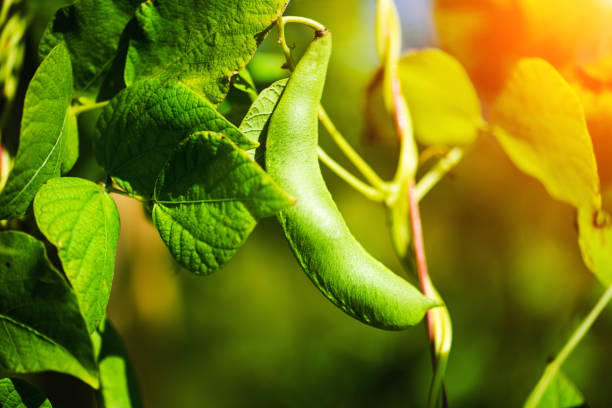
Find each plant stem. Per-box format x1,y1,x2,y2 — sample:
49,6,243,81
318,107,389,193
525,283,612,408
385,51,450,405
318,147,384,202
390,76,417,185
415,147,464,202
276,17,296,70
409,181,452,408
72,100,110,116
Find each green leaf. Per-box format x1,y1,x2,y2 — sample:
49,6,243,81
232,68,258,98
490,58,601,210
33,177,120,333
0,231,98,388
95,320,142,408
94,78,256,197
38,0,141,101
239,78,287,161
0,378,53,408
61,107,79,174
525,370,586,408
577,208,612,285
124,0,288,104
399,49,482,146
0,44,74,220
152,131,293,275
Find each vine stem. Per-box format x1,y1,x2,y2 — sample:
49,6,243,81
408,182,434,314
72,100,110,116
387,57,450,405
409,181,451,408
318,147,385,202
525,283,612,408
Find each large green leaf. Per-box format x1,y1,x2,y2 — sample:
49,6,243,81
577,207,612,285
95,320,142,408
38,0,141,101
525,370,586,408
124,0,288,104
0,231,98,388
0,44,74,220
33,177,120,333
152,131,293,275
95,78,256,197
490,58,601,210
239,78,287,162
0,378,52,408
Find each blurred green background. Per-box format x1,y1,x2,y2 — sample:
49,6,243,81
12,0,612,406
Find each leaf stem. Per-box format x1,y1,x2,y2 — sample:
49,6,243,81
280,16,327,33
525,283,612,408
277,17,296,70
415,147,464,202
72,100,110,116
318,147,384,202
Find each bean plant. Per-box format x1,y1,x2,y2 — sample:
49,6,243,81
0,0,610,407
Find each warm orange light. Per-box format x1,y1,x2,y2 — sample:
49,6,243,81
434,0,612,184
434,0,612,95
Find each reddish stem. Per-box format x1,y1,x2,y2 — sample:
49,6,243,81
408,180,435,342
390,74,436,342
390,68,447,407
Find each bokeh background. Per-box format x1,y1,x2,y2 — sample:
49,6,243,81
10,0,612,406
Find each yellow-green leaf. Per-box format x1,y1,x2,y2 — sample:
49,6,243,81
364,49,482,147
490,58,601,209
577,207,612,285
399,49,482,146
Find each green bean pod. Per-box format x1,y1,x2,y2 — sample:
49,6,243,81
266,29,438,329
